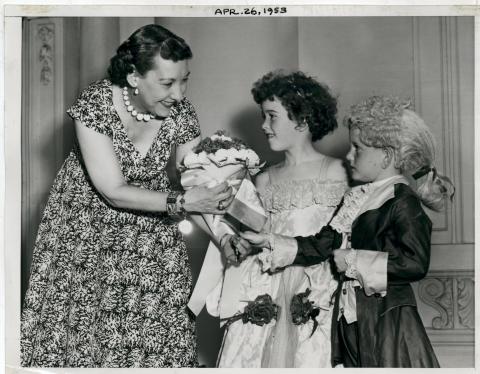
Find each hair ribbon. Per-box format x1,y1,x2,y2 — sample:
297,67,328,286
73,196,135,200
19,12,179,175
412,166,436,180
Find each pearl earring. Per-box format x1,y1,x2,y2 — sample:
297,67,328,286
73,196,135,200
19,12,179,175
134,88,139,95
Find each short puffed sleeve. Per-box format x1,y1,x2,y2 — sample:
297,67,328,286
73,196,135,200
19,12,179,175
67,80,113,137
173,98,201,145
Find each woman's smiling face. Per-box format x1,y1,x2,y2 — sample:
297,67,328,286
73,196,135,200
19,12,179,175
135,54,190,118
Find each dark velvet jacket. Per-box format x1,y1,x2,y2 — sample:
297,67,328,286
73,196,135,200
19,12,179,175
293,183,439,367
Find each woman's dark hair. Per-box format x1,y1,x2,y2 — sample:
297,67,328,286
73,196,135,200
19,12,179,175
251,70,338,141
108,24,192,87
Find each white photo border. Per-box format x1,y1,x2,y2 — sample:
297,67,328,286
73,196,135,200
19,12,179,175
2,2,479,373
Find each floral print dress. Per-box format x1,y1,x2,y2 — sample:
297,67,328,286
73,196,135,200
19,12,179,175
21,79,200,368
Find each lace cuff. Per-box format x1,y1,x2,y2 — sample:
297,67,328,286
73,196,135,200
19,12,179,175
258,234,298,272
355,250,388,296
344,249,357,279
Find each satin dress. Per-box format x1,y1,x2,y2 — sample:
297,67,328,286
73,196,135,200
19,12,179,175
217,160,347,367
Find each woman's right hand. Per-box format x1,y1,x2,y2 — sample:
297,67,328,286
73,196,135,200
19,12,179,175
183,182,234,214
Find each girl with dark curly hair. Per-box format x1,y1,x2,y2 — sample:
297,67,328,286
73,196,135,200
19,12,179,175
20,24,234,368
214,70,348,367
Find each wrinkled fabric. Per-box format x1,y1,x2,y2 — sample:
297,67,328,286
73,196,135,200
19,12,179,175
217,177,346,367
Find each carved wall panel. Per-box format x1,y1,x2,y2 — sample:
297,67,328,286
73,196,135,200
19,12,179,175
37,24,54,85
415,271,474,335
414,270,474,367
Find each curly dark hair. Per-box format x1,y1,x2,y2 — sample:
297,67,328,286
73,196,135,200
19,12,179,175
107,24,192,87
251,70,338,141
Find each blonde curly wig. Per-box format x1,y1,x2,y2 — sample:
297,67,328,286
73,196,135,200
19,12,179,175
344,95,454,211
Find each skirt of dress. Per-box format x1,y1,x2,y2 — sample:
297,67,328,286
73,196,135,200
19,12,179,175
21,154,198,367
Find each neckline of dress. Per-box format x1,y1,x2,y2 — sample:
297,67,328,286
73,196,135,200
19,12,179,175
264,177,347,191
267,156,333,187
106,79,170,161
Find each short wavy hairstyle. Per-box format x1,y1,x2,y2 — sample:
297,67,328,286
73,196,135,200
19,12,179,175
344,95,455,211
251,70,338,141
107,24,192,87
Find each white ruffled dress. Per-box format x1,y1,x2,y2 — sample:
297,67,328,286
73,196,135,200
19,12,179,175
217,176,347,367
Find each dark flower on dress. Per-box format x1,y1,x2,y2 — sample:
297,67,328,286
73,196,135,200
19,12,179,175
242,294,279,326
290,288,320,337
222,294,279,328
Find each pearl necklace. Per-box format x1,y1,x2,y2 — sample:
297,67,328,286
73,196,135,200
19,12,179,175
122,87,154,122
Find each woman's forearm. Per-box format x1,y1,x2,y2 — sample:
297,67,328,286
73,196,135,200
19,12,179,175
102,184,169,212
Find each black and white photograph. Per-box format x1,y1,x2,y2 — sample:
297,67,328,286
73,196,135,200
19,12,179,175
2,3,477,371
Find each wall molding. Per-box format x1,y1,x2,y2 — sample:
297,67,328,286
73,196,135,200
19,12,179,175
427,329,474,346
411,17,468,245
440,16,462,244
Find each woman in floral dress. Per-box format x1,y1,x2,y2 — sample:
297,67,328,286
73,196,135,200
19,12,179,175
20,24,233,368
216,71,348,367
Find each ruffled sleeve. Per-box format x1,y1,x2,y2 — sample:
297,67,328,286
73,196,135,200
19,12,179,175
66,80,113,137
173,98,201,145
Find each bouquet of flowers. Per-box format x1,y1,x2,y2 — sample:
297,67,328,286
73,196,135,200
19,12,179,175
181,130,261,185
180,130,266,232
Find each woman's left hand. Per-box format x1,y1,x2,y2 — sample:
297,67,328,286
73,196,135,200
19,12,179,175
332,249,350,272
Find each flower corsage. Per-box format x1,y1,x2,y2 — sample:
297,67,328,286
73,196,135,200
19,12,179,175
291,288,320,337
221,294,279,328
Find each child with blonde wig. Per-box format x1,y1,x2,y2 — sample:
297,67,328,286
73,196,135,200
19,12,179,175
241,95,454,367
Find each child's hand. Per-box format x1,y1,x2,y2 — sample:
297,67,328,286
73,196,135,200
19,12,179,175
333,249,350,272
221,234,254,264
240,231,270,249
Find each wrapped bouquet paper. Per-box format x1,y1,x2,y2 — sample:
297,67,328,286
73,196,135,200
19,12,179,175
181,131,266,318
223,178,267,233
